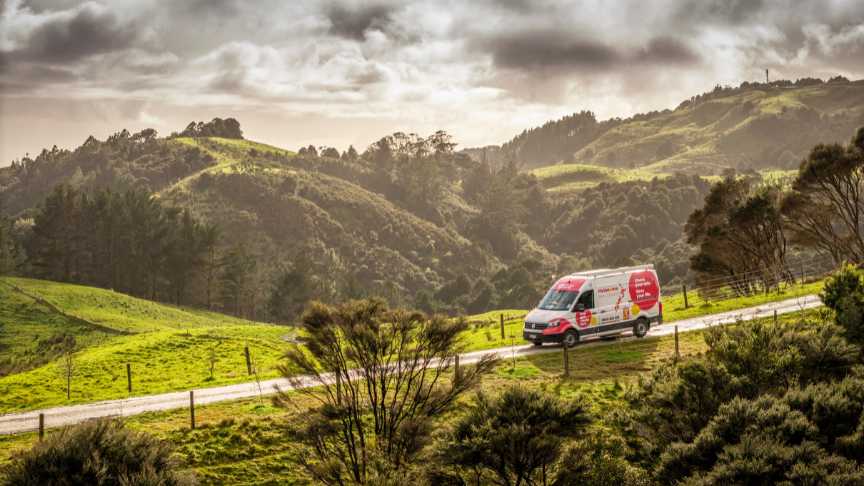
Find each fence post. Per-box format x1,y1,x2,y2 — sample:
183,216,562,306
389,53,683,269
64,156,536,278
674,325,680,362
562,345,570,377
500,314,505,340
773,309,778,325
244,346,252,375
189,391,196,430
38,413,44,441
454,354,461,382
682,284,689,309
126,363,132,393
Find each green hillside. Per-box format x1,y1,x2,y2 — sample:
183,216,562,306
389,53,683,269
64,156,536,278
0,277,292,412
496,79,864,174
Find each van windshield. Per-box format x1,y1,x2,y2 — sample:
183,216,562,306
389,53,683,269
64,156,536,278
538,289,578,311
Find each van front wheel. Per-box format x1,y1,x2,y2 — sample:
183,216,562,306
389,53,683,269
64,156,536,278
633,318,649,338
562,330,579,348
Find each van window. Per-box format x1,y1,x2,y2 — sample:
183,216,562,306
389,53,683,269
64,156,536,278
538,289,578,311
575,290,594,310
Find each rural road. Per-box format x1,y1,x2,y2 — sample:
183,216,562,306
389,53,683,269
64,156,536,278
0,294,823,436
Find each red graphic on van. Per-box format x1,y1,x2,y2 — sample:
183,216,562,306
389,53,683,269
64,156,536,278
554,278,586,292
628,271,659,311
574,311,592,329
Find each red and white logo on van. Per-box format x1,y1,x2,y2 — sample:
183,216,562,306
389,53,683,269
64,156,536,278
628,270,659,311
574,311,592,329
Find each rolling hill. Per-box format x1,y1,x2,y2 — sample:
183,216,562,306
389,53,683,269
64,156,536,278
489,78,864,174
0,277,292,412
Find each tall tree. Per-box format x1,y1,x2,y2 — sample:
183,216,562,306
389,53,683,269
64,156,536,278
685,175,788,294
781,127,864,263
219,243,256,317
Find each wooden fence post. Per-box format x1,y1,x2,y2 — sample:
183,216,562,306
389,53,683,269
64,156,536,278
773,309,778,325
682,284,689,309
562,345,570,377
126,363,132,393
674,325,680,362
500,314,505,340
454,354,461,382
38,413,44,441
189,391,196,430
244,346,252,376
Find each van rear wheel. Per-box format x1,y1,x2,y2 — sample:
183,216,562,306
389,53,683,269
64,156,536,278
633,317,649,338
562,330,579,348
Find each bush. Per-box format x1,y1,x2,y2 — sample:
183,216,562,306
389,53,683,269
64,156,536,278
431,386,590,485
822,264,864,344
655,375,864,484
2,419,193,486
624,319,859,462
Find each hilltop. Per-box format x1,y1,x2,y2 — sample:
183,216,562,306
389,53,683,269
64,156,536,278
484,77,864,173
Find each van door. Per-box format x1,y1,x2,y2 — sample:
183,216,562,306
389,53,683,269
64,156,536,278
594,276,627,331
572,290,595,333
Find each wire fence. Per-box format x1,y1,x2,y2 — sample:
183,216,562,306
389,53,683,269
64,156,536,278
662,253,839,309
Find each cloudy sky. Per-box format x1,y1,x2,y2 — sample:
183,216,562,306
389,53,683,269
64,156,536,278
1,0,864,163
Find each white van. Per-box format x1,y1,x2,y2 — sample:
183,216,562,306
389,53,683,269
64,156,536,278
523,265,662,347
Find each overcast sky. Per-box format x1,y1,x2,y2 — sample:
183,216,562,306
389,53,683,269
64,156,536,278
2,0,864,164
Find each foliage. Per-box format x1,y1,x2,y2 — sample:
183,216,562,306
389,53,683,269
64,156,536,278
1,419,194,486
822,263,864,344
656,375,864,484
275,299,498,485
25,185,218,307
177,118,243,139
624,318,859,462
781,126,864,263
685,173,789,294
1,129,216,215
266,258,316,324
431,386,590,486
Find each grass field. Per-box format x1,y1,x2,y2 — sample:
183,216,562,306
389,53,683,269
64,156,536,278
0,310,817,484
530,163,667,193
0,278,294,413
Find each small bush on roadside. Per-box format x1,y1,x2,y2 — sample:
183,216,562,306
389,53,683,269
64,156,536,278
2,419,194,486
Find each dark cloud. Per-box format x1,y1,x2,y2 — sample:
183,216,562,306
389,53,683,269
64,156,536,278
326,3,394,40
479,30,621,70
636,37,700,65
475,30,699,72
672,0,767,24
8,2,139,64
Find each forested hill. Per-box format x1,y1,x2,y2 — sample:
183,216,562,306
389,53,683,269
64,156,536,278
487,77,864,172
0,120,711,320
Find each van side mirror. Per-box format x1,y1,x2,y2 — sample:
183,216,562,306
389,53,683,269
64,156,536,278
575,303,585,312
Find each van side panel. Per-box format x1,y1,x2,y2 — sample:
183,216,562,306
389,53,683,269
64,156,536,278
594,276,627,328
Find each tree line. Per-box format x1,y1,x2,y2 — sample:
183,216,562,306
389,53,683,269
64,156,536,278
686,126,864,294
1,184,322,323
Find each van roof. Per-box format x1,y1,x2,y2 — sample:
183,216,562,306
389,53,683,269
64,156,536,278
568,264,655,279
